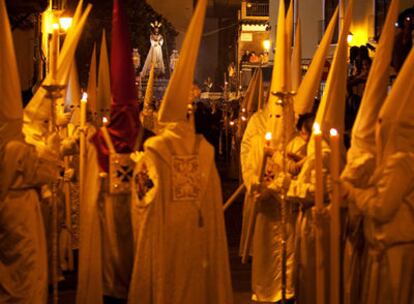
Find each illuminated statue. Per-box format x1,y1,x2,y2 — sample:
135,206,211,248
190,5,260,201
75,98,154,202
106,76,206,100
141,21,165,77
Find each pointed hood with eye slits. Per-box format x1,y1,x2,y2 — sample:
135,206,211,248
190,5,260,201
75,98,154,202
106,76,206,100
23,2,91,139
91,0,141,172
158,0,207,124
265,0,296,149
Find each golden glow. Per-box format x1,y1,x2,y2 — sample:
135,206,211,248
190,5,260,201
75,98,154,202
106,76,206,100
81,92,88,103
265,131,272,141
102,117,109,125
313,122,321,135
263,39,271,51
52,23,59,30
347,28,368,46
59,17,73,31
330,128,338,136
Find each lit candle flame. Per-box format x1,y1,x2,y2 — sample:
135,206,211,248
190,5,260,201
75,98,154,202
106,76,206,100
102,117,108,125
229,121,235,126
265,132,272,141
313,122,321,135
330,128,338,136
52,23,59,30
81,92,88,103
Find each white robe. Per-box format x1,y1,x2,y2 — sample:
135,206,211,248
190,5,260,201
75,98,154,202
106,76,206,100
240,111,296,302
128,123,233,304
287,143,331,304
0,140,58,304
346,152,414,304
77,141,134,303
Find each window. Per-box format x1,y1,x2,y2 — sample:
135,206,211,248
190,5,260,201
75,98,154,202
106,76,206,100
375,0,392,40
323,0,339,43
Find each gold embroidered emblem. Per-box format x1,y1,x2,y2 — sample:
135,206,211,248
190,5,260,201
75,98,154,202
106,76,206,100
109,153,134,194
172,155,201,201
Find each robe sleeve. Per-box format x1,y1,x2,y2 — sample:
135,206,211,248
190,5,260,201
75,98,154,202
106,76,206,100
5,141,59,186
347,153,414,224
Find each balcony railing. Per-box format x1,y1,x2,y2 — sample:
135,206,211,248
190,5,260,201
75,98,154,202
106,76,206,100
241,1,269,21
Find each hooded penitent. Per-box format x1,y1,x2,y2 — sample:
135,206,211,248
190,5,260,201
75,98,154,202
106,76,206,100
265,0,296,149
0,1,58,302
348,0,399,162
23,2,91,140
92,0,140,172
97,29,111,118
294,7,338,115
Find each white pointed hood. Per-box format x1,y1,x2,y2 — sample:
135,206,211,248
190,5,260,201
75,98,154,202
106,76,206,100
158,0,207,123
265,0,295,149
87,43,97,114
308,0,353,158
23,2,91,137
348,0,399,161
376,39,414,164
0,0,24,147
65,62,81,124
294,7,338,115
244,68,263,118
97,29,111,117
291,19,302,91
144,63,155,111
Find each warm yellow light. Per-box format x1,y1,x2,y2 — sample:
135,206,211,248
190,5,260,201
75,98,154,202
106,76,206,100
59,17,73,31
330,128,338,136
81,92,88,103
263,39,271,51
52,23,59,30
313,122,321,135
102,117,109,125
265,131,272,141
347,33,353,44
229,121,235,126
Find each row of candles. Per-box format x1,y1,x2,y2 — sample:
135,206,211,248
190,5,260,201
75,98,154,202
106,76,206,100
263,122,341,304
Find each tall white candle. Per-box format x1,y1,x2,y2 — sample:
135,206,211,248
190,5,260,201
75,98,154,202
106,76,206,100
329,128,340,304
313,122,324,209
80,92,88,128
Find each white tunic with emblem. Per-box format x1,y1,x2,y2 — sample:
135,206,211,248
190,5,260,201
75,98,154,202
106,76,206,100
128,122,233,304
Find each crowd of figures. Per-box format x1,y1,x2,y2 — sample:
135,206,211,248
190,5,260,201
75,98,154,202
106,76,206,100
1,0,414,304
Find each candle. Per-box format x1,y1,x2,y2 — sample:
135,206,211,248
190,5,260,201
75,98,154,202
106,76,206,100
101,117,115,153
80,92,88,129
50,23,59,82
313,122,323,209
329,128,340,304
265,131,272,147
